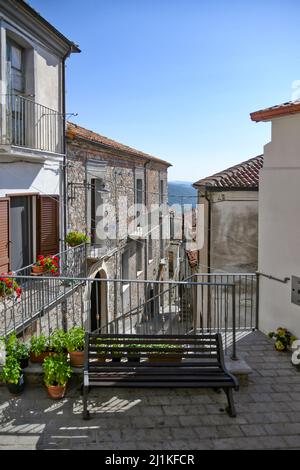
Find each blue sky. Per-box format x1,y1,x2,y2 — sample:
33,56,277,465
29,0,300,181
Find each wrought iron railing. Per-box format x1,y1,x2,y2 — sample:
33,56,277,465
1,94,63,154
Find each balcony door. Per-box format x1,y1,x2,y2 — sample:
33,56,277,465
10,196,33,271
6,39,25,146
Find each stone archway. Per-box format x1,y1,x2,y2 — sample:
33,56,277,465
90,269,108,332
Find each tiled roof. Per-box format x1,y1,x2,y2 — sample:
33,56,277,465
67,122,171,167
251,100,300,122
193,155,263,190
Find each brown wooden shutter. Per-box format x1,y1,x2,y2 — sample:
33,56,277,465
0,198,10,273
37,195,59,256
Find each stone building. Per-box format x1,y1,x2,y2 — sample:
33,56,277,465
193,155,264,274
66,122,172,331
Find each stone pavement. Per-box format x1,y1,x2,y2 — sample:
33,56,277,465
0,331,300,450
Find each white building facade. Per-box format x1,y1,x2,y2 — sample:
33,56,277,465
251,101,300,338
0,0,79,272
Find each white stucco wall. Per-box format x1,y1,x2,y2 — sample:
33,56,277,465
259,113,300,337
34,46,61,112
0,160,61,197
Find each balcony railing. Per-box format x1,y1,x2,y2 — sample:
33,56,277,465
0,94,64,154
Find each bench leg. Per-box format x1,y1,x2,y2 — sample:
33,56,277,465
82,385,90,420
223,388,236,418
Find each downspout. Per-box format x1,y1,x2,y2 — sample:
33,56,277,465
62,54,68,248
144,160,150,281
204,189,211,275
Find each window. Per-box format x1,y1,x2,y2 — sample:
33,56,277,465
136,242,143,274
135,178,143,205
91,178,104,246
122,250,129,280
168,251,174,279
159,179,164,206
170,212,175,240
7,40,24,94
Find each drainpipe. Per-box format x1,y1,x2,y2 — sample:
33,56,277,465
204,189,211,329
62,54,68,248
204,190,211,275
144,160,150,281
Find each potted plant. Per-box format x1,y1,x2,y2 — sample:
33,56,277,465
32,255,59,275
66,231,90,247
268,328,297,352
96,339,109,363
126,343,142,363
43,353,72,399
5,333,29,369
2,355,25,394
30,334,50,363
65,326,85,367
0,274,22,300
147,343,183,363
49,329,67,355
110,342,124,362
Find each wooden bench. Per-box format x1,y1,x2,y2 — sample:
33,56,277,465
82,333,239,419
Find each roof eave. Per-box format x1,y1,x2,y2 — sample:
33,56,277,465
250,104,300,122
66,129,172,167
14,0,81,53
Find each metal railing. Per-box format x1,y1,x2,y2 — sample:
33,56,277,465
1,94,63,154
0,275,239,357
185,273,258,333
0,269,258,358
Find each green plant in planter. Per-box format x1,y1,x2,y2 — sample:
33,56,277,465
30,334,49,357
2,355,23,385
65,231,90,247
65,327,85,352
268,328,297,352
49,329,67,354
4,333,29,366
43,354,72,387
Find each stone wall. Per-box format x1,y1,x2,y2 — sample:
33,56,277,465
66,137,170,331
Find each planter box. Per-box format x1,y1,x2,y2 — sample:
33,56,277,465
148,355,182,364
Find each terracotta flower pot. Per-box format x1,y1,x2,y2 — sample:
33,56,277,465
32,265,45,274
30,351,51,363
69,351,84,368
47,384,67,399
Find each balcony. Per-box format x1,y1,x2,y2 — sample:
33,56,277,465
0,94,64,157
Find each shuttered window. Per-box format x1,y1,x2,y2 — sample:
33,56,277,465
37,195,59,256
0,198,10,273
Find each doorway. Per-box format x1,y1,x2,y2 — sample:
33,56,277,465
10,196,33,271
90,270,108,332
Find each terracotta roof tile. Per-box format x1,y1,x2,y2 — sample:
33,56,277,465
193,155,263,189
67,122,171,167
250,100,300,121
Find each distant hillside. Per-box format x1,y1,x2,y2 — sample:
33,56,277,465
168,181,197,207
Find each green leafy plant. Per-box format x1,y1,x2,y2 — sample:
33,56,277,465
2,355,22,384
43,354,72,387
49,329,67,354
4,333,29,361
268,327,297,351
146,343,182,355
65,231,90,247
65,327,85,352
30,334,49,357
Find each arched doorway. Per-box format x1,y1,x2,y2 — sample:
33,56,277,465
90,270,108,332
